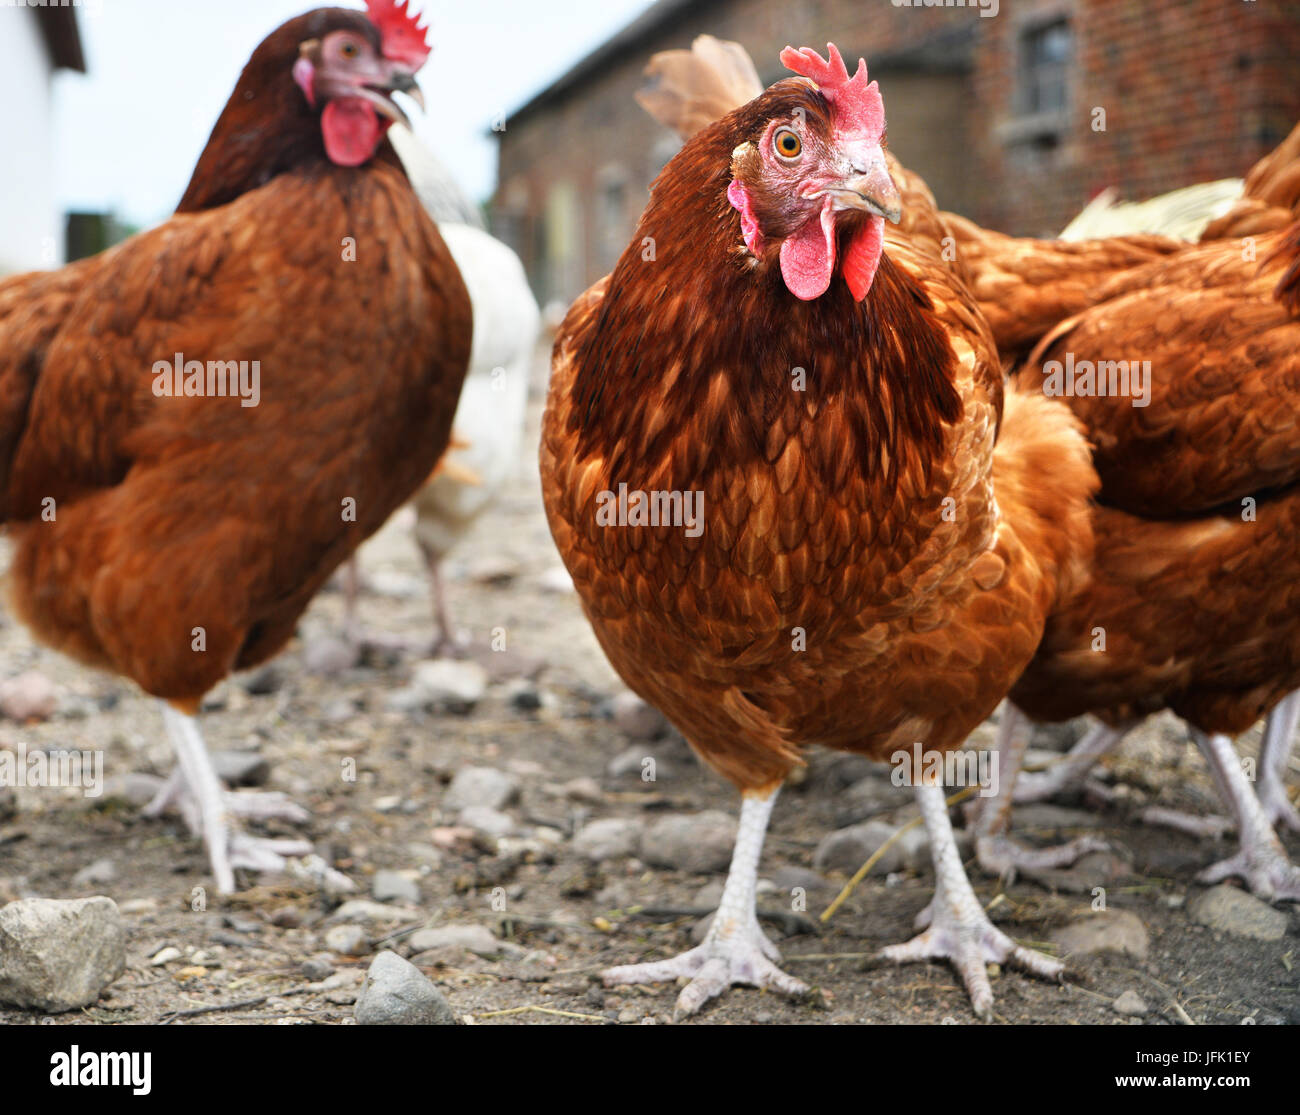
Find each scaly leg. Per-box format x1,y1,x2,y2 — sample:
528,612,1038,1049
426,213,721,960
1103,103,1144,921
1258,692,1300,833
972,705,1107,880
1013,720,1128,803
151,703,346,894
602,785,808,1018
419,540,467,659
883,777,1063,1021
1193,730,1300,902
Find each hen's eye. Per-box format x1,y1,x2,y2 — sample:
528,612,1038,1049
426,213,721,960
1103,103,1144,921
774,128,802,160
340,41,360,59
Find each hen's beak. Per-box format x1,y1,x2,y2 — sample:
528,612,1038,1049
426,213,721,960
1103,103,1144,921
832,152,903,225
361,69,426,128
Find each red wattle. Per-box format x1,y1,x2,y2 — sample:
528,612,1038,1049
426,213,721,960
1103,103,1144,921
779,196,837,301
321,99,383,167
842,216,884,301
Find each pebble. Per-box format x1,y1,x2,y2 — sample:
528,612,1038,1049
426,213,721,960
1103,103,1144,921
355,950,456,1026
1112,990,1149,1016
610,692,667,740
301,957,335,983
640,812,737,874
0,897,126,1012
72,858,118,888
302,635,358,678
813,820,927,876
211,751,271,787
572,818,643,862
239,665,283,696
538,566,575,594
410,659,489,711
323,925,369,956
561,777,604,805
458,805,516,838
443,766,520,811
372,870,421,905
406,924,505,958
0,672,60,722
1049,909,1149,960
1188,884,1289,941
149,946,182,966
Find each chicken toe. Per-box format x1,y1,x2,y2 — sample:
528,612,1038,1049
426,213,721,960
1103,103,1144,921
600,787,809,1017
884,780,1064,1020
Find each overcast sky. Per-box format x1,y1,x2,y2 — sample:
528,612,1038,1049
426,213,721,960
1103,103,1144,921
53,0,656,227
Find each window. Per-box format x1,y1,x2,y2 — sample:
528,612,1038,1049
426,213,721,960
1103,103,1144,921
1018,19,1073,117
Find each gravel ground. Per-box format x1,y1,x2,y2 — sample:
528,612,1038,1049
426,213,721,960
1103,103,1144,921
0,350,1297,1027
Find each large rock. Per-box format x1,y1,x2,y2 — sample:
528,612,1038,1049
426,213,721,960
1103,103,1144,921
0,897,126,1012
640,812,737,874
354,951,456,1025
1188,884,1289,941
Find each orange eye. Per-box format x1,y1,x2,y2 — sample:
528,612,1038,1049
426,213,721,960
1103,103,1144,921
774,128,802,159
340,40,360,59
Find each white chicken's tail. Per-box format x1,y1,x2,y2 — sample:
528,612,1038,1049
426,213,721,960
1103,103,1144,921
636,35,764,143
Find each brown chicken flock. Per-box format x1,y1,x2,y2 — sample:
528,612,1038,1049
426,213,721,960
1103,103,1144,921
0,9,1296,1023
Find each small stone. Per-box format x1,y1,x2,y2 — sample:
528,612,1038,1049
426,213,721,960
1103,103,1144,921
355,950,456,1026
0,897,126,1012
457,805,516,837
573,818,643,863
0,672,60,723
72,858,118,888
1049,910,1149,960
617,1007,639,1023
444,767,520,811
406,924,505,958
301,957,335,982
211,751,270,787
640,812,737,874
1113,990,1149,1016
371,871,420,905
813,820,922,876
302,635,357,677
323,925,369,956
239,665,283,696
611,692,667,741
561,777,604,805
538,566,574,594
411,660,489,712
149,946,182,966
1188,884,1289,941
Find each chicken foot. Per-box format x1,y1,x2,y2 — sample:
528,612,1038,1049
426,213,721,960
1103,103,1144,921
1191,730,1300,903
882,778,1064,1021
972,704,1108,880
146,703,341,894
1258,690,1300,832
1011,720,1129,804
601,786,808,1018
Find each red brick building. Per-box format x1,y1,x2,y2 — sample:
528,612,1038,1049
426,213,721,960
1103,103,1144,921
493,0,1300,306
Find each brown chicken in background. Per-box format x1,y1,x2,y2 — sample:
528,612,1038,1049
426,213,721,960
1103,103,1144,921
0,1,472,893
966,224,1300,901
542,43,1099,1019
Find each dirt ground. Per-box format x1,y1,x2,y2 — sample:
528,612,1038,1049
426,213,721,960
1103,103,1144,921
0,348,1297,1027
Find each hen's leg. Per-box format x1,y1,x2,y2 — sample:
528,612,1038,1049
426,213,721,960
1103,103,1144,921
1258,692,1300,832
972,705,1107,879
883,778,1063,1021
601,786,808,1018
150,703,342,894
1012,721,1127,803
1193,730,1300,902
419,540,467,659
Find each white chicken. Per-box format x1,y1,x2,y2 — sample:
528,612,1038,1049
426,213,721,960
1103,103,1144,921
345,126,540,655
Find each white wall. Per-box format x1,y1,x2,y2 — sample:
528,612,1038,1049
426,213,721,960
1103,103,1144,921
0,8,59,276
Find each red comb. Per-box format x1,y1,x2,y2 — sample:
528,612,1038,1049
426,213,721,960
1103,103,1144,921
365,0,432,70
779,43,884,141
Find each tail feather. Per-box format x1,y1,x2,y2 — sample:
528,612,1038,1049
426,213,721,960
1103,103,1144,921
636,35,764,142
